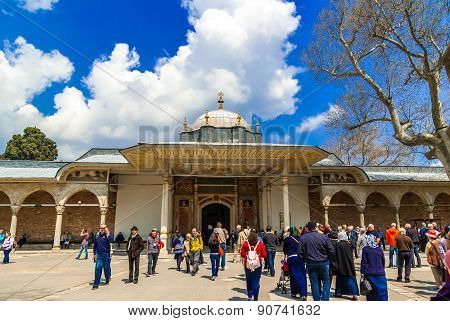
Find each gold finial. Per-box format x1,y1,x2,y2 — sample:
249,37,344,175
205,109,209,126
183,115,188,132
218,91,224,110
237,111,241,126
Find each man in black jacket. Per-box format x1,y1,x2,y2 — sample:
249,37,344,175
126,226,144,284
405,223,421,268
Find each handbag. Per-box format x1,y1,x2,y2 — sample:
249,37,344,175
218,246,224,257
360,275,372,295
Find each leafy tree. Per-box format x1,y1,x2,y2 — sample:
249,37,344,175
1,127,58,161
305,0,449,175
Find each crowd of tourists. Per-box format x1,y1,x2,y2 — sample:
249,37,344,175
1,220,449,301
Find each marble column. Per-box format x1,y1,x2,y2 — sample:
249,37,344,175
160,177,170,254
393,205,400,228
323,206,329,226
257,189,263,229
100,207,108,225
282,176,290,229
266,182,272,227
10,205,21,238
193,182,199,230
52,205,66,250
426,205,435,220
357,205,366,228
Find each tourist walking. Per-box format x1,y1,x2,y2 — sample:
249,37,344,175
348,226,359,258
298,221,335,301
360,234,388,301
357,229,367,257
126,226,144,284
172,232,184,271
146,229,160,277
405,223,421,268
425,229,443,289
386,223,399,268
237,223,250,263
431,249,450,301
183,233,191,273
76,229,89,260
0,229,4,247
215,222,228,271
333,233,359,300
419,222,428,252
232,225,241,263
263,225,278,277
283,226,307,300
1,232,14,264
208,230,221,280
189,228,203,276
241,229,267,301
60,232,67,249
115,232,125,248
438,225,450,284
92,224,113,290
395,228,413,283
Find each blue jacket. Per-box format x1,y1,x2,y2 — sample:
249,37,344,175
297,231,335,263
360,246,385,276
283,236,301,257
93,233,113,256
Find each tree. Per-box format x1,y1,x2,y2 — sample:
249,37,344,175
305,0,449,175
325,126,415,166
1,127,58,161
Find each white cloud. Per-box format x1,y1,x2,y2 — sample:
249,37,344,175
19,0,59,12
296,104,341,133
0,0,302,159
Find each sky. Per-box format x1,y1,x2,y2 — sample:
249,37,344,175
0,0,340,160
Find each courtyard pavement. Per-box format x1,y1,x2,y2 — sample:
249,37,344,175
0,249,439,301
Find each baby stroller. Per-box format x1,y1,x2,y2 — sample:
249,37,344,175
276,257,290,294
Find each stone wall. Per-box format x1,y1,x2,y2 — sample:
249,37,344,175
0,192,10,231
398,193,427,226
365,192,397,230
434,193,450,227
328,191,358,228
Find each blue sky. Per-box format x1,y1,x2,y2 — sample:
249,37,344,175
0,0,339,159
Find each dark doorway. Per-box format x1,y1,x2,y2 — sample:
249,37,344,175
201,203,230,242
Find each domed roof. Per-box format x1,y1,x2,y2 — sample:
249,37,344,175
191,109,252,131
188,92,252,131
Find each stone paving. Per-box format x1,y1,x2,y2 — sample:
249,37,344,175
0,249,439,301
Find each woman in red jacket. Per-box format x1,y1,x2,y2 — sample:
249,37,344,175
240,229,267,301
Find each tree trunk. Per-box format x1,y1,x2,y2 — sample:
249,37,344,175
436,128,450,179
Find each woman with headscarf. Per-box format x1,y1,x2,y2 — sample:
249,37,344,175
360,234,388,301
334,232,359,300
282,226,307,300
431,249,450,301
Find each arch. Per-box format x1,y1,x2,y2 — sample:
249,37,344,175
62,190,100,244
0,191,11,232
364,189,394,206
328,188,361,206
199,197,233,210
60,186,105,206
398,192,427,227
364,192,395,231
328,191,359,228
201,203,231,239
18,190,56,243
433,193,450,227
19,189,57,205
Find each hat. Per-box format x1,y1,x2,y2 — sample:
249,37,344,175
425,229,438,239
151,228,157,232
131,226,138,231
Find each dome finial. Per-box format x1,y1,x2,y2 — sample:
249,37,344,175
237,111,242,126
218,91,224,110
205,109,209,126
255,120,260,133
183,115,188,132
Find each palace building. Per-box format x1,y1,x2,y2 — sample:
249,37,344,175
0,93,449,250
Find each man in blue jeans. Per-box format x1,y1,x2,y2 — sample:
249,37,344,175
298,221,335,301
215,222,228,271
92,224,114,290
263,226,277,277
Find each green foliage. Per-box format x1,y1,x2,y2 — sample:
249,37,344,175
1,127,58,161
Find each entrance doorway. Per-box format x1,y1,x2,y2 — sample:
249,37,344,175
201,203,230,241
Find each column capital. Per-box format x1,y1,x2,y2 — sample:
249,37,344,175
99,206,109,215
426,205,435,213
356,205,366,213
55,205,65,215
10,205,21,215
281,176,288,185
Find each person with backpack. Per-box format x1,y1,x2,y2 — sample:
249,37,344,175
146,228,161,277
240,229,267,301
283,226,307,300
438,225,450,284
237,223,250,263
92,224,113,290
1,232,14,264
263,225,278,277
231,225,241,263
183,233,191,273
189,228,204,276
425,229,443,289
208,230,221,280
172,232,184,271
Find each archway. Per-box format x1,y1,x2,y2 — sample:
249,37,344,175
201,203,230,241
398,192,427,226
0,191,11,232
434,193,450,227
328,191,358,228
18,190,56,243
365,192,395,231
63,190,100,243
